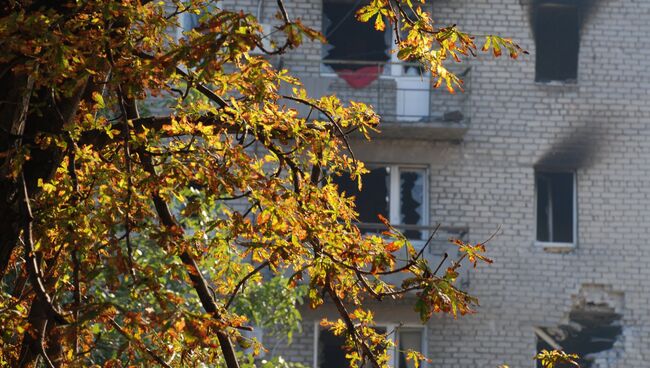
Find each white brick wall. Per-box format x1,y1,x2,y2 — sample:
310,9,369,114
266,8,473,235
221,0,650,366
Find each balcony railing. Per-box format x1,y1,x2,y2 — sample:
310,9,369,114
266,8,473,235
280,60,471,125
355,222,468,254
354,222,471,291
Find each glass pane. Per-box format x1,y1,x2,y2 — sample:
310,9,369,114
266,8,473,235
535,4,579,81
319,327,388,368
397,328,423,368
536,174,551,242
550,172,574,243
400,169,425,239
333,166,390,234
536,172,574,243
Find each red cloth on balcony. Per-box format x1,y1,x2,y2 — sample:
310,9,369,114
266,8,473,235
336,65,384,89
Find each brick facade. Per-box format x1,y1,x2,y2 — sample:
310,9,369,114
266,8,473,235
220,0,650,366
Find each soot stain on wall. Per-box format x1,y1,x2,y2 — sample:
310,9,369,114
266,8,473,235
535,124,606,170
523,0,601,36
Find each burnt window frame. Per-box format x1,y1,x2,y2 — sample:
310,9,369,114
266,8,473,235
534,170,577,248
313,322,427,368
533,1,580,83
332,163,429,244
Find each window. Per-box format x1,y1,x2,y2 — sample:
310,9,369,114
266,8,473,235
333,165,428,241
534,2,579,82
535,171,575,245
316,324,424,368
395,328,425,368
322,0,390,87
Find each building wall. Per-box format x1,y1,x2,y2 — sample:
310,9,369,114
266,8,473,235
220,0,650,366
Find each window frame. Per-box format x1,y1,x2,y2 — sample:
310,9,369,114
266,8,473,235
533,170,577,249
313,321,428,368
319,0,427,80
533,2,580,83
358,163,429,245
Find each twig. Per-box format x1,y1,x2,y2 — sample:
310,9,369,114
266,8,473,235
432,253,448,275
108,317,173,368
325,285,381,368
39,320,56,368
276,0,291,23
320,224,441,276
224,261,270,309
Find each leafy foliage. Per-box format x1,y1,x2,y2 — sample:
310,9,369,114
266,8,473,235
0,0,532,367
535,349,581,368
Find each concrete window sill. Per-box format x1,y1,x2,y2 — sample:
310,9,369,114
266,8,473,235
534,241,576,253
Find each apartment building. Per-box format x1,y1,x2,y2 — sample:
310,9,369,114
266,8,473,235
209,0,650,367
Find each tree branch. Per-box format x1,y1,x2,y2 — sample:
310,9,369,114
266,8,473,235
138,150,240,368
325,285,381,368
20,173,68,325
225,261,270,310
108,317,173,368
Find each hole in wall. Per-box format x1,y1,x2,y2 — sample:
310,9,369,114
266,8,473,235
536,285,624,368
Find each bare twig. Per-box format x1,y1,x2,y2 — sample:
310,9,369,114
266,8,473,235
39,320,56,368
276,0,291,23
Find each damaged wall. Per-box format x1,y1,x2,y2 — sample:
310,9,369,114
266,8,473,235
537,285,625,368
221,0,650,367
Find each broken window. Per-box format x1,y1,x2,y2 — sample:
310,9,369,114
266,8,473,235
534,2,579,82
535,171,575,244
400,169,425,239
317,326,422,368
322,0,390,87
333,165,427,241
536,307,622,368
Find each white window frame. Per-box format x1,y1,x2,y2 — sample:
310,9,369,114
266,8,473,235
363,163,429,246
533,170,577,249
313,321,428,368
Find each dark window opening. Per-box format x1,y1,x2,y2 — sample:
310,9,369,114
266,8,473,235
317,329,348,368
534,3,579,82
322,0,390,87
333,166,390,232
536,171,574,243
318,327,387,368
333,165,426,240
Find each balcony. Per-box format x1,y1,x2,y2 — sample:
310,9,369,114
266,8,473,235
282,60,472,141
356,223,471,292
